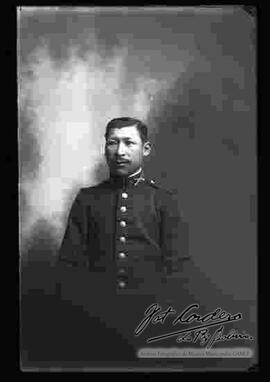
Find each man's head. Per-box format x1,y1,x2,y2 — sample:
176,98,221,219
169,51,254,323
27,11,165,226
104,117,151,177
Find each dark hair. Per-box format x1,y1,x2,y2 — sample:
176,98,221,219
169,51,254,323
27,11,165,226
105,117,148,142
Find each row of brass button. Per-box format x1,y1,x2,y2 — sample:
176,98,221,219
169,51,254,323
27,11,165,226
117,192,128,288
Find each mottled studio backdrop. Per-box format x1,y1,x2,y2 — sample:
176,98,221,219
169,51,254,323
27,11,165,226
19,7,256,304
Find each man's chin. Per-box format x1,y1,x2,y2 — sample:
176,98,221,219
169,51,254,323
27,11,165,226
111,168,130,177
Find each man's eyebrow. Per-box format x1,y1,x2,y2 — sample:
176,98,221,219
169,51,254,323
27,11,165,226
108,136,136,140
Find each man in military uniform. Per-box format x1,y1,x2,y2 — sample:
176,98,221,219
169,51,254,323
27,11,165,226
58,117,190,362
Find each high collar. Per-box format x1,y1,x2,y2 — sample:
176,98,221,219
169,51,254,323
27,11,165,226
109,168,145,188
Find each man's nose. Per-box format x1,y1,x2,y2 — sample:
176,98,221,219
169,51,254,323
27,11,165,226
116,142,126,156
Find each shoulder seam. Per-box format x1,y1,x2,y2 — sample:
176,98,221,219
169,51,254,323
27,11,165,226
80,179,109,191
145,179,173,194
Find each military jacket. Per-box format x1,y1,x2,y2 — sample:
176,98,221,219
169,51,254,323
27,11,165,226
58,170,189,295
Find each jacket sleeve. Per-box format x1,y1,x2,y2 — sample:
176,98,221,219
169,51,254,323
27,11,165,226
58,189,88,267
159,189,190,278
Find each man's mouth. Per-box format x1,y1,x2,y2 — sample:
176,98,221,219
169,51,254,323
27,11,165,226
115,160,129,165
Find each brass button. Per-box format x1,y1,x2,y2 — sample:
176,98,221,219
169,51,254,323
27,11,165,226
120,220,126,227
118,252,126,259
118,267,127,274
120,206,127,212
122,192,128,199
118,280,126,288
120,236,126,243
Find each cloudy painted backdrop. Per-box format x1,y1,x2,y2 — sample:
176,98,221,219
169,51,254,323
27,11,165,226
19,7,256,305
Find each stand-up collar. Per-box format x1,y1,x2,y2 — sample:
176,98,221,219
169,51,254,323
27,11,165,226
109,168,145,188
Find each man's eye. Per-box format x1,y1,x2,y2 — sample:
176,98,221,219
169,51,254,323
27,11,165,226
107,141,117,145
126,141,134,146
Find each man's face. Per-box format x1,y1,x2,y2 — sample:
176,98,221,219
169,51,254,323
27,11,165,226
105,125,151,176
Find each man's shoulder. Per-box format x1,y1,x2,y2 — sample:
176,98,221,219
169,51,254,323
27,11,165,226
80,179,110,192
144,177,175,196
143,178,182,209
74,180,111,201
145,178,182,214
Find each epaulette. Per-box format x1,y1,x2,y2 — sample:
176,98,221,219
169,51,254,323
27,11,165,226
145,178,160,189
146,178,175,195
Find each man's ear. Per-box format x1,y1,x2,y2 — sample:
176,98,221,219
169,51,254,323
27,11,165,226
143,141,151,157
